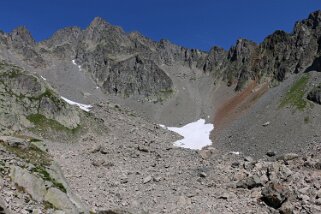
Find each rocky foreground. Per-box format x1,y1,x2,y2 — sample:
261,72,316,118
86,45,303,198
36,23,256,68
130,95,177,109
2,128,321,213
0,96,321,214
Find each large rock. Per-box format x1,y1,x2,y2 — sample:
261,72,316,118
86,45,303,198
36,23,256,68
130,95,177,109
10,166,47,202
236,175,262,189
261,182,289,209
45,187,77,213
307,85,321,104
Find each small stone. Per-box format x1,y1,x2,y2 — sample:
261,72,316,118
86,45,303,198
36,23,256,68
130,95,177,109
266,150,276,157
92,159,105,167
243,162,255,170
198,149,213,160
100,147,108,154
143,175,152,184
244,156,254,162
153,176,162,182
231,162,240,168
300,194,310,204
199,172,207,178
90,145,102,153
137,146,149,152
120,177,128,184
315,198,321,205
236,175,262,189
219,192,230,200
262,121,270,127
279,201,294,214
277,153,299,161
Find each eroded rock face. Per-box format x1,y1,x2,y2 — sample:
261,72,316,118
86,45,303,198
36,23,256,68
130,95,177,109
202,10,321,90
1,11,321,98
101,56,173,97
0,62,80,133
10,166,47,202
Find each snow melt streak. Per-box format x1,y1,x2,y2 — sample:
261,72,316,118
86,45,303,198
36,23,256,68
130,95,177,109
164,119,214,150
61,96,92,112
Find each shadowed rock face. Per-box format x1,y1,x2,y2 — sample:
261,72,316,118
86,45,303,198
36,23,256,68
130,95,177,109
101,56,173,97
1,11,321,98
307,85,321,104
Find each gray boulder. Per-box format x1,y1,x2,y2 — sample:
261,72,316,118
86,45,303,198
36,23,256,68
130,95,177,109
10,166,47,202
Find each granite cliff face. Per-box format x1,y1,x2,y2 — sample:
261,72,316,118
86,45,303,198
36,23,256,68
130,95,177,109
1,11,321,100
202,11,321,91
0,61,81,135
0,17,208,100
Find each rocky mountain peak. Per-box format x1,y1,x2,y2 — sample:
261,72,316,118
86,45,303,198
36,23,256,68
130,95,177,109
307,10,321,27
228,38,257,62
88,17,111,29
10,26,35,47
41,26,82,48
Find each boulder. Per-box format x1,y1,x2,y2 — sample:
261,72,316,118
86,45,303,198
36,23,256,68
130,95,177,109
261,182,289,209
10,166,46,202
236,175,262,189
277,153,299,161
45,187,76,213
307,85,321,104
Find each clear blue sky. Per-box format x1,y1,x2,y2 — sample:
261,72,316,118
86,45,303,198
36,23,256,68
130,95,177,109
1,0,321,50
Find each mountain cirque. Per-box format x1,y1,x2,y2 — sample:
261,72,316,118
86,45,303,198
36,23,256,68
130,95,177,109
0,10,321,214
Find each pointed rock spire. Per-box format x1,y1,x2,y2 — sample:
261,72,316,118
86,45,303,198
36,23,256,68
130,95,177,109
11,26,35,46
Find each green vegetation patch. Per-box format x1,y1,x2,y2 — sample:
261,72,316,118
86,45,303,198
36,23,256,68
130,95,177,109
280,74,310,110
26,114,80,134
32,166,67,193
1,140,51,166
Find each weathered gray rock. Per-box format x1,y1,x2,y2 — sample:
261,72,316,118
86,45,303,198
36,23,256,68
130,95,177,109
44,187,77,213
277,153,299,161
0,136,30,149
0,62,81,133
307,85,321,104
261,182,289,209
236,175,262,189
143,175,152,184
266,150,276,157
10,166,47,202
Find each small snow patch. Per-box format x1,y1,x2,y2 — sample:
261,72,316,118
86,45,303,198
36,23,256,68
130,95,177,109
161,119,214,150
72,59,82,71
159,124,166,129
61,96,92,112
230,151,240,155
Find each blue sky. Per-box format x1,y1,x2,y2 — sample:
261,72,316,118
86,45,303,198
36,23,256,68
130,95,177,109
1,0,321,50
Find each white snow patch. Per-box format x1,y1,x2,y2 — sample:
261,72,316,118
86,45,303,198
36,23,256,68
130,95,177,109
40,76,46,81
72,59,82,71
159,124,166,129
61,96,93,112
161,119,214,150
230,151,240,155
96,86,99,89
